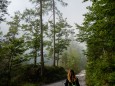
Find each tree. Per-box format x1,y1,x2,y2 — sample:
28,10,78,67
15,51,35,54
60,39,84,72
46,17,71,66
32,0,68,67
0,29,3,49
27,0,68,75
29,0,44,76
76,0,115,85
53,0,56,66
21,9,41,66
52,0,67,66
40,0,44,76
0,0,9,22
0,13,26,86
54,19,71,66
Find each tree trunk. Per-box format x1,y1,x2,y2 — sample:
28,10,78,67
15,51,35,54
53,0,56,66
34,48,37,66
57,53,59,66
7,55,13,86
40,0,44,76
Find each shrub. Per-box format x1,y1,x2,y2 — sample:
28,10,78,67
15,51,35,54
0,63,67,86
43,66,67,83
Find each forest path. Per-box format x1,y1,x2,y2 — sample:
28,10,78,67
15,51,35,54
42,70,86,86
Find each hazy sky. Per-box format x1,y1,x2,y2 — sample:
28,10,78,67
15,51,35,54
1,0,91,34
8,0,91,24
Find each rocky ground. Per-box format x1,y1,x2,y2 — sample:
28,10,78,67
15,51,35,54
42,70,86,86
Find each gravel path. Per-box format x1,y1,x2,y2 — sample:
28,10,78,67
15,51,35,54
42,70,86,86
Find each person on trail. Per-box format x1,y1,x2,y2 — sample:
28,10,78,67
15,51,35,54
65,69,80,86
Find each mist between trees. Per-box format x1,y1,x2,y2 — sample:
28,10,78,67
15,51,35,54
1,0,114,86
0,0,87,86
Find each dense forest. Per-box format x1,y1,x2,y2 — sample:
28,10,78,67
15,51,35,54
0,0,86,86
77,0,115,86
1,0,115,86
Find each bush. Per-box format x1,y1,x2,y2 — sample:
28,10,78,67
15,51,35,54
86,53,115,86
43,66,67,83
0,63,67,86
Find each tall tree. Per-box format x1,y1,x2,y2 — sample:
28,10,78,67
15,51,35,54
40,0,44,76
53,0,56,66
46,0,67,66
52,0,68,66
21,9,41,66
46,17,71,66
55,18,71,66
29,0,68,66
0,13,26,86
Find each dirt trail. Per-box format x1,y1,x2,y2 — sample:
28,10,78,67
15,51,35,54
42,70,86,86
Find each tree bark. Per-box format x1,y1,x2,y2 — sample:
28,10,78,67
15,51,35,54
53,0,56,66
34,48,37,66
40,0,44,76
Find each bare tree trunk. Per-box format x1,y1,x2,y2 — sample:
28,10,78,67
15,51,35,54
53,0,56,66
40,0,44,76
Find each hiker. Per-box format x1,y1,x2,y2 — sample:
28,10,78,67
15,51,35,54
65,69,80,86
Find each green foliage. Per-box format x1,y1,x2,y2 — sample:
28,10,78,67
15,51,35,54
23,65,41,83
0,13,27,86
22,65,66,84
60,42,86,73
77,0,115,86
86,53,115,86
43,66,66,83
22,83,37,86
0,0,10,22
47,17,71,66
20,7,42,65
0,64,66,86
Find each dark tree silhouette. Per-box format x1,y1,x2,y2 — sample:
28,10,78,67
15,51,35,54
0,0,9,22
